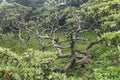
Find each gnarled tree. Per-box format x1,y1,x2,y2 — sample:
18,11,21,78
30,0,102,72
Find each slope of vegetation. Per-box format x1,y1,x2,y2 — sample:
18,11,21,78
0,0,120,80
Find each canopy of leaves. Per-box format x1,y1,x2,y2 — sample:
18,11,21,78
0,2,31,29
80,0,120,33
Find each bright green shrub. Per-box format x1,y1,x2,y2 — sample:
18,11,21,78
87,47,120,80
0,48,57,80
91,66,120,80
81,0,120,33
0,47,84,80
101,31,120,46
48,72,83,80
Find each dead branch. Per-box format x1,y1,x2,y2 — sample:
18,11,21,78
76,55,90,64
53,39,102,72
75,49,85,54
84,39,102,55
75,54,85,59
57,54,71,58
54,58,76,73
52,39,71,58
18,29,25,44
36,29,46,52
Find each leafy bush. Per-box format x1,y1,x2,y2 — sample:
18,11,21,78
0,47,84,80
90,66,120,80
0,48,58,80
81,0,120,33
101,31,120,46
0,2,31,28
87,47,120,80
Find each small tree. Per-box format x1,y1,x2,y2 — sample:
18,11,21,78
30,1,102,72
0,2,31,44
80,0,120,34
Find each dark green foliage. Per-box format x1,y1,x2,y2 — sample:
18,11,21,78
0,2,31,32
13,0,32,6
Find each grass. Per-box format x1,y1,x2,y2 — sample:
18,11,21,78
0,31,119,79
0,31,97,52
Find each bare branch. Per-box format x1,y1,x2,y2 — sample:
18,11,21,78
54,58,76,73
76,55,91,64
74,37,88,41
57,54,71,58
36,29,46,51
59,39,69,44
18,29,25,44
75,49,85,54
84,39,102,55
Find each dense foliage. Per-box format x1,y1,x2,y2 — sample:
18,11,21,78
0,0,120,80
0,2,31,28
0,47,56,80
81,0,120,34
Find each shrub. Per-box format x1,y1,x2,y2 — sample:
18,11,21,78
0,48,57,80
